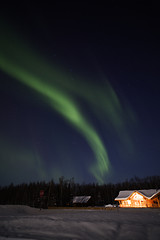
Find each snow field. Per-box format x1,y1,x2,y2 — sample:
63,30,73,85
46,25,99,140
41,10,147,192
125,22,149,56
0,205,160,240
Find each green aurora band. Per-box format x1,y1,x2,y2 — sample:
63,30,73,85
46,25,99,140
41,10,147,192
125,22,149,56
0,59,110,183
0,24,136,183
0,29,111,184
0,137,46,185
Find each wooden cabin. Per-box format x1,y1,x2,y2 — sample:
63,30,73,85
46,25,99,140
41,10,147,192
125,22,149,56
115,189,160,208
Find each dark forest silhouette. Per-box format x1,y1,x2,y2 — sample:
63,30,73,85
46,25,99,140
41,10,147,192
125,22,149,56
0,175,160,208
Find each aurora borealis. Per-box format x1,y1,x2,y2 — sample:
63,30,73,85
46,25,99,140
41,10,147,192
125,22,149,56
0,2,160,186
0,36,110,183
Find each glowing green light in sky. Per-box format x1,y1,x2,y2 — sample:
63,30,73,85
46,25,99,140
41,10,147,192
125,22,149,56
0,57,110,183
0,26,112,183
0,137,46,185
0,23,136,183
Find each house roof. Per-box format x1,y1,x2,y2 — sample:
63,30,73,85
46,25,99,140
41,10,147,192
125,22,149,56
115,189,160,200
115,190,134,200
73,196,91,204
138,189,160,198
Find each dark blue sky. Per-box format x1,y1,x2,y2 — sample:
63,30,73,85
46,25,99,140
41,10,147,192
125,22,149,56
0,1,160,186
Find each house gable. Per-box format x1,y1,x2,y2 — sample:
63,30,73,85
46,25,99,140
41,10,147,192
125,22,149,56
130,192,145,200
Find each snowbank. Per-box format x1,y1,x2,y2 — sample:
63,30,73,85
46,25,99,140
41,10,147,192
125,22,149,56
0,205,39,216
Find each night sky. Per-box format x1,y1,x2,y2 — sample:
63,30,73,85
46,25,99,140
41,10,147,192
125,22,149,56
0,1,160,186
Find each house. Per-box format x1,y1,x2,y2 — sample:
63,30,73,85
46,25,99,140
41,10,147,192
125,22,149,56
72,196,91,207
115,189,160,208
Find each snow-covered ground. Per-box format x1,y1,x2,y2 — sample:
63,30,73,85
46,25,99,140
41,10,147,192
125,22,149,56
0,205,160,240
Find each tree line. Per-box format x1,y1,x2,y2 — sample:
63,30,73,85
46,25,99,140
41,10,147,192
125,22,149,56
0,175,159,208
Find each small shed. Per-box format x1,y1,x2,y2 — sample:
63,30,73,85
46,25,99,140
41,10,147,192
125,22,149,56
115,189,160,208
72,196,91,207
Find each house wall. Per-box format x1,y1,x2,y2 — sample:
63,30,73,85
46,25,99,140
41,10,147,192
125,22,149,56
150,195,160,208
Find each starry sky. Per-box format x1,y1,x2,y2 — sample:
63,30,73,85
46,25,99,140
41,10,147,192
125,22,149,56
0,1,160,186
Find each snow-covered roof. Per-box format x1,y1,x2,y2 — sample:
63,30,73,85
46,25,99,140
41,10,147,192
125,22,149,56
138,189,160,198
73,196,91,204
115,191,134,200
115,189,160,200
